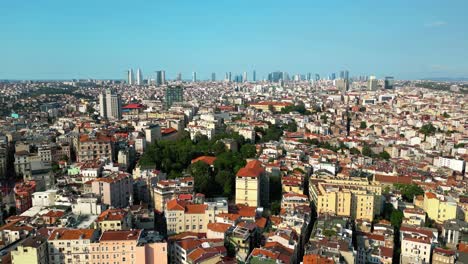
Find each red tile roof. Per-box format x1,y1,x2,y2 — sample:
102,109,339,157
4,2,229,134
207,223,232,233
49,229,96,240
100,230,142,241
237,160,264,178
191,156,217,166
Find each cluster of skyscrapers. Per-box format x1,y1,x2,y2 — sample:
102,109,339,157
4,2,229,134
125,68,394,90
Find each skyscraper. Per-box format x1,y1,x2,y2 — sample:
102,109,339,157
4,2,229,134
136,68,143,85
253,70,256,82
165,86,184,109
242,72,247,82
127,69,134,85
99,89,122,120
155,71,165,86
228,72,232,82
211,72,216,82
192,72,197,82
177,72,182,81
369,76,378,91
384,76,394,89
315,74,320,81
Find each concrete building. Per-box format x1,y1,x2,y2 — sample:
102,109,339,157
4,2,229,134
153,177,194,212
400,225,438,264
48,228,100,264
144,124,161,146
309,177,382,221
235,160,268,208
90,172,133,208
77,133,114,162
90,229,167,264
11,235,48,264
99,89,122,120
423,192,457,223
442,219,468,248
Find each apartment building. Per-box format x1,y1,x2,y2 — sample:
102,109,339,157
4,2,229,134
77,133,114,162
400,225,438,264
11,235,48,264
235,160,268,207
165,199,207,236
423,192,457,223
48,228,100,264
96,208,132,231
309,177,382,221
90,172,133,208
153,177,194,212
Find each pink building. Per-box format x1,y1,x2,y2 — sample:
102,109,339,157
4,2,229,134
91,172,133,208
89,229,167,264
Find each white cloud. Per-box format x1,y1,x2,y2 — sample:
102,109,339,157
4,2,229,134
425,21,447,27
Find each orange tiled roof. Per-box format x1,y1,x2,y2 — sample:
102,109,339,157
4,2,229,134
191,156,217,166
49,229,96,240
100,230,142,241
237,160,264,178
207,223,231,233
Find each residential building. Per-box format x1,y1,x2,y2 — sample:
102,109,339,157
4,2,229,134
48,228,100,264
77,132,114,162
423,192,457,223
90,172,133,208
11,235,48,264
96,208,132,231
235,160,268,208
153,177,194,212
309,177,382,221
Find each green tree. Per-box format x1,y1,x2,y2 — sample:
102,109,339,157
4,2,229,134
390,210,404,228
360,121,367,129
362,145,373,157
394,184,424,202
240,144,256,159
379,151,391,160
350,147,361,155
285,121,298,132
271,201,281,215
419,123,436,137
442,112,450,118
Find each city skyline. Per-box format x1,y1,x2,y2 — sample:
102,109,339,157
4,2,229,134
1,0,468,80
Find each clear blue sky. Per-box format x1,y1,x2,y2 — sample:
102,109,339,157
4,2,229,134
1,0,467,80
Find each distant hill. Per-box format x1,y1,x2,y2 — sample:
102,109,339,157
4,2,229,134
421,77,468,82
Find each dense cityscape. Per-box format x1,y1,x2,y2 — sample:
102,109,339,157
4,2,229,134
0,71,466,264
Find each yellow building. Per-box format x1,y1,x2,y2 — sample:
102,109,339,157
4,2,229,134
11,235,48,264
235,160,264,207
423,192,457,223
249,101,292,112
165,199,207,235
96,208,132,232
309,177,382,221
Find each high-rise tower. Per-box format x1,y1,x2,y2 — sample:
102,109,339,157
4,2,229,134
136,68,143,85
99,89,122,120
192,72,197,82
127,69,134,85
